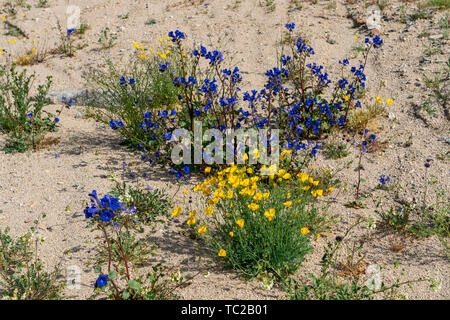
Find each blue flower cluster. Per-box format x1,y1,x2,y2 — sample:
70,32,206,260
84,190,135,222
378,174,391,185
168,30,185,41
120,75,136,85
109,119,124,129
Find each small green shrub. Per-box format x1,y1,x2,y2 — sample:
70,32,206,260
0,65,58,153
98,27,118,49
0,220,64,300
83,57,179,148
110,182,170,224
286,219,438,300
84,190,189,300
182,163,335,281
324,142,349,159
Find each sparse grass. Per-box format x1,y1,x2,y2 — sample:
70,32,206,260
427,0,450,10
438,13,449,39
262,0,276,12
424,58,450,118
0,215,65,300
3,21,27,38
324,142,350,159
289,0,302,10
145,18,157,25
98,27,118,50
110,182,171,224
36,0,48,8
349,103,385,132
75,23,91,36
422,98,437,116
409,8,432,21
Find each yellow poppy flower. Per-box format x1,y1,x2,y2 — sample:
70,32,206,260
171,207,182,218
236,219,245,228
218,249,226,257
205,206,214,215
253,193,263,201
301,227,310,235
264,208,275,222
283,201,292,208
229,231,234,237
198,225,207,234
248,203,260,211
205,167,211,173
283,173,291,180
187,216,196,225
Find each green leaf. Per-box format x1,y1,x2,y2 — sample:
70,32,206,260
128,279,141,290
109,271,118,280
94,266,101,273
122,291,130,299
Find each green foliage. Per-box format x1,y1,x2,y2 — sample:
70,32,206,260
408,184,449,256
286,219,437,300
324,142,349,159
376,205,410,232
98,27,118,49
110,182,170,224
0,221,64,300
192,165,334,281
36,0,48,8
0,65,57,153
83,57,179,148
86,190,190,300
427,0,450,10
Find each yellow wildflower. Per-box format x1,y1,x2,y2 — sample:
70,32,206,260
205,167,211,173
236,219,245,228
253,193,263,201
283,201,292,208
264,208,275,222
386,98,393,105
171,207,182,218
248,203,260,211
205,206,214,215
187,216,196,225
376,96,382,103
229,231,234,237
218,249,226,257
198,225,207,234
301,227,310,235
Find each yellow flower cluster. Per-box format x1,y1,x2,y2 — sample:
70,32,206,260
132,36,173,60
376,96,393,105
187,163,333,257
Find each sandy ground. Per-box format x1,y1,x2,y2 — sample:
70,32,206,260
0,0,449,299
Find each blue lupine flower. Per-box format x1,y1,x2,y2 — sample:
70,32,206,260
100,210,113,222
95,275,108,288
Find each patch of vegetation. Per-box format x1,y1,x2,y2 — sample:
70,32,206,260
0,216,64,300
324,142,350,159
427,0,450,10
84,190,192,300
285,219,439,299
110,182,171,224
0,65,59,153
98,27,118,50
